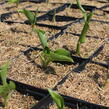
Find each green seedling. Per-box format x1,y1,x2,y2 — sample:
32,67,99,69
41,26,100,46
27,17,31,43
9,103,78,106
68,2,73,8
0,63,16,107
48,89,64,109
52,9,56,22
8,0,20,7
19,9,38,30
76,0,93,55
34,28,73,68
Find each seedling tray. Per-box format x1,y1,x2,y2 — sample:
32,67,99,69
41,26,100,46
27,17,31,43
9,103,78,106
0,1,109,109
0,75,108,109
0,3,96,30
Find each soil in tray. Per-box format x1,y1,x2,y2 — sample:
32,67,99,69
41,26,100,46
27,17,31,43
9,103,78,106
49,104,71,109
0,21,59,47
0,91,37,109
67,9,109,39
51,26,104,58
50,0,107,8
57,63,109,107
93,42,109,65
0,23,26,66
93,10,109,22
0,20,59,65
8,51,75,89
0,1,62,14
0,1,64,28
38,6,84,26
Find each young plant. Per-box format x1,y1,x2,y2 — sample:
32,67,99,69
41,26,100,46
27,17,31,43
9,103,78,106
76,0,93,55
52,9,56,22
8,0,20,7
48,89,64,109
34,29,73,68
0,63,16,107
19,9,38,30
68,2,72,8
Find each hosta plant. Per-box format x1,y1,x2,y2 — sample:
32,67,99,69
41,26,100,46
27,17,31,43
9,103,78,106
0,63,16,107
76,0,93,55
34,28,73,68
19,9,38,30
48,89,64,109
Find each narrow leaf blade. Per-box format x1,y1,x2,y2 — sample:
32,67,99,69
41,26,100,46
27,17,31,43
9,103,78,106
50,51,73,63
54,48,70,57
48,89,64,109
0,63,9,85
34,29,48,48
19,9,35,25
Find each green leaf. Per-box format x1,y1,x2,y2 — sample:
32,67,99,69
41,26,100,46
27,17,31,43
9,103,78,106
87,12,93,23
40,48,73,68
8,0,18,3
0,81,15,106
48,89,64,109
0,86,4,95
18,9,36,25
54,48,71,57
8,0,19,7
0,63,9,85
9,81,16,90
34,29,48,49
0,82,15,98
50,51,73,63
0,63,15,107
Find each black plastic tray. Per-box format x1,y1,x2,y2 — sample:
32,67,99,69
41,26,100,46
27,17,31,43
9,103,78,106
0,1,109,109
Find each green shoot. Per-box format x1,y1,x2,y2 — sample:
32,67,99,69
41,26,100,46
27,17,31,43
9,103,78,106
68,2,72,8
76,0,93,55
52,9,56,22
48,89,64,109
76,0,86,21
34,28,73,68
18,9,38,30
0,63,16,107
8,0,20,7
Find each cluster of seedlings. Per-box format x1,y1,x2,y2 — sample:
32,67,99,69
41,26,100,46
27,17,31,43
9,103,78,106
0,0,109,108
0,62,64,109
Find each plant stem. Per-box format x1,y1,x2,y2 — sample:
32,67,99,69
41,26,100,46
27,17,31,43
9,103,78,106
52,9,56,22
68,2,72,8
76,41,81,55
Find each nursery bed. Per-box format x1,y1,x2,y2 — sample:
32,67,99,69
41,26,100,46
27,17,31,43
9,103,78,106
57,63,109,107
4,91,37,109
0,0,109,109
93,42,109,65
52,25,104,58
8,54,76,89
